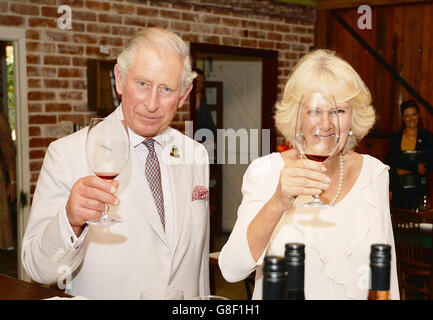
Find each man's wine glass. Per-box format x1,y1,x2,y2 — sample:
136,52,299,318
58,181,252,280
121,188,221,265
85,118,130,225
295,94,341,207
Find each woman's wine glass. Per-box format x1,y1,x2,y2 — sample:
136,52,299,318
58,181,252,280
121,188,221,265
85,118,130,225
295,94,341,207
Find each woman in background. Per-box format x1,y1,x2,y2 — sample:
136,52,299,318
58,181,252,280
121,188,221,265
193,67,217,143
387,100,433,209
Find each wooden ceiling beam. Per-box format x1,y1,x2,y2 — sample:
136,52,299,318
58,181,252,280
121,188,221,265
315,0,433,10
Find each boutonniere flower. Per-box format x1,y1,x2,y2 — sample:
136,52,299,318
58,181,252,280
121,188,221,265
170,145,180,158
169,145,180,166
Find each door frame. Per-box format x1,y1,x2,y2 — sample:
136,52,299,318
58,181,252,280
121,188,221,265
189,43,278,153
189,43,278,243
0,26,31,281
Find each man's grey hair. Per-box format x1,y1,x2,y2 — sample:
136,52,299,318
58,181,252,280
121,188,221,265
116,27,196,95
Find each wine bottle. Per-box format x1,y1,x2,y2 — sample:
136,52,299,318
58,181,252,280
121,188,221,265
262,256,286,300
284,243,306,300
368,244,391,300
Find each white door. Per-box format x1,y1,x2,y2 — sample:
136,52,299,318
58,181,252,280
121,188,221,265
207,60,262,232
0,27,31,281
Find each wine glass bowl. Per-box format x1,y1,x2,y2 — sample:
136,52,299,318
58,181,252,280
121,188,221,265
85,118,130,225
295,94,341,207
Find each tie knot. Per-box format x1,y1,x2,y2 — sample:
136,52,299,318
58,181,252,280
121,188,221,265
143,139,155,152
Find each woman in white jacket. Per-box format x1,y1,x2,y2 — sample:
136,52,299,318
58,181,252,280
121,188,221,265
218,49,399,300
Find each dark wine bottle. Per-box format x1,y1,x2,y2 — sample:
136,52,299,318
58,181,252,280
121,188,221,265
262,256,286,300
368,244,391,300
284,243,305,300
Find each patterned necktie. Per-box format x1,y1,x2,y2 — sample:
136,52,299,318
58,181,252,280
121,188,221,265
143,139,165,231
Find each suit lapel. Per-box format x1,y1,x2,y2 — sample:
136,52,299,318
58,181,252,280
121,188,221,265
165,129,192,254
169,162,190,254
119,145,168,246
108,105,168,243
117,124,198,251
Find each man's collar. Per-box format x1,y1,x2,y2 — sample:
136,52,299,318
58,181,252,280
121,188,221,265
129,127,172,149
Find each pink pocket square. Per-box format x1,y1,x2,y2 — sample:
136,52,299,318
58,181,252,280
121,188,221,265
192,185,208,201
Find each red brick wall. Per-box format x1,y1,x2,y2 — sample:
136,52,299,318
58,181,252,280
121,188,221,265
0,0,315,194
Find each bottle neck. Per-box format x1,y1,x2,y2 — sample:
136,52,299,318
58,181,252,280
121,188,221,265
286,262,304,291
263,276,285,300
263,256,286,300
371,264,390,291
369,244,391,300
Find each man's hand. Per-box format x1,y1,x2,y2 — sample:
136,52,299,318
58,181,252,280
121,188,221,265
65,176,119,236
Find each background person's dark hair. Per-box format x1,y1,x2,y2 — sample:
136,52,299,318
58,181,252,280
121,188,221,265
192,67,204,88
400,100,420,115
191,67,206,98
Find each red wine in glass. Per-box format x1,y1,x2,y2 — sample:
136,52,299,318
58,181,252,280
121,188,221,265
304,154,328,162
95,172,119,180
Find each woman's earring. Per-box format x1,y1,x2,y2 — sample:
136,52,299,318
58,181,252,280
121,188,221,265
348,130,353,136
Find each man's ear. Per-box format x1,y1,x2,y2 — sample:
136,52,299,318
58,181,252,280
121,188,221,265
177,83,193,109
114,64,124,96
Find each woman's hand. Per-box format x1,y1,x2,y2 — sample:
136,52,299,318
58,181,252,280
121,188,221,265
246,150,331,262
272,150,331,210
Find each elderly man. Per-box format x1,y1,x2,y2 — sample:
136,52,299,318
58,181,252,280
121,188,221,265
22,28,210,299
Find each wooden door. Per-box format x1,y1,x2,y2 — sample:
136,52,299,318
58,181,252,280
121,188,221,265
316,2,433,135
207,60,263,232
316,2,433,203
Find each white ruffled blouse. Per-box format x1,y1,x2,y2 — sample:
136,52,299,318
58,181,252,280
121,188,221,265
218,153,400,300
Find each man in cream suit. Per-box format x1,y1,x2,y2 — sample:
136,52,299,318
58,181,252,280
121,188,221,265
21,28,210,299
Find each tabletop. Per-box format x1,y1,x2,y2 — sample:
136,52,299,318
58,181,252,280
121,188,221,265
0,273,71,300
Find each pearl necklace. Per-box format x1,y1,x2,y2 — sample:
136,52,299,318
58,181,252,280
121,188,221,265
329,153,344,205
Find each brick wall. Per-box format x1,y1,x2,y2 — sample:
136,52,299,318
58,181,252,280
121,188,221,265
0,0,315,194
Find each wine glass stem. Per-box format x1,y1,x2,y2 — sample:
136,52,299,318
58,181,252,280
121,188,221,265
312,195,322,204
101,203,109,220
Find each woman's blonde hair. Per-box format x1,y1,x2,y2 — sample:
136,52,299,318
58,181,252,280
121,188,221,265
274,49,375,153
116,27,196,95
